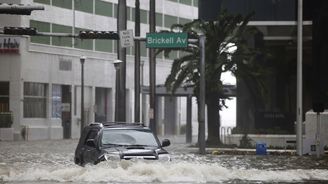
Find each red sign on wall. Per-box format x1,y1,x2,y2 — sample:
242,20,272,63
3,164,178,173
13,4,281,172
0,37,20,54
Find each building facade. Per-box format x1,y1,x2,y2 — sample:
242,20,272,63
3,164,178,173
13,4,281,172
0,0,198,140
199,0,328,134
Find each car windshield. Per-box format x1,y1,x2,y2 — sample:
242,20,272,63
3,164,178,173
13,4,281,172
101,129,159,147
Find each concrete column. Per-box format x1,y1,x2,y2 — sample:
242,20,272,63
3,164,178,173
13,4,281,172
156,96,164,135
164,96,178,135
90,86,95,123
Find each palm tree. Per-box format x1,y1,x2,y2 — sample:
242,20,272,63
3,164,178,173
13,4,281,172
160,10,267,145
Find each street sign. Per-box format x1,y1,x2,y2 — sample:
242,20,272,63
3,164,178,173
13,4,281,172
146,32,188,48
119,29,134,48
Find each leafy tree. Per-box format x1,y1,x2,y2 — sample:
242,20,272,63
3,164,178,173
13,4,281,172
160,10,267,145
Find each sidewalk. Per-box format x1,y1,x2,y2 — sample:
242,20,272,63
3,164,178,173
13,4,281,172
160,134,300,155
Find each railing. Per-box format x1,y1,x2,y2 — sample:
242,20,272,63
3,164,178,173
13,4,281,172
0,112,13,128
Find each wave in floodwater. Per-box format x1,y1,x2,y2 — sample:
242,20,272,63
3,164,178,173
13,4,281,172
1,161,328,183
1,140,328,183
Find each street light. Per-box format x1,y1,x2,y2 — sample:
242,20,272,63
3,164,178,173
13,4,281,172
113,59,123,121
113,59,122,70
80,56,86,135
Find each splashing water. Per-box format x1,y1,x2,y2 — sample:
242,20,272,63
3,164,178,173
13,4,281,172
0,139,328,184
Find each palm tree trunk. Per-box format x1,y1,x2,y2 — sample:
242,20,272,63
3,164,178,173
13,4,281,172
206,92,221,145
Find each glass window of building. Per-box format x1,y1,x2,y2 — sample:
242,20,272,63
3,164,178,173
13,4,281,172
24,82,47,118
95,0,113,17
131,8,135,22
33,0,50,5
127,7,132,21
156,13,163,27
52,24,73,47
180,0,192,6
193,0,198,7
30,20,51,45
114,4,118,18
52,84,62,118
74,0,93,14
140,9,148,24
95,39,113,53
0,82,9,112
113,40,117,53
165,15,178,28
52,0,72,9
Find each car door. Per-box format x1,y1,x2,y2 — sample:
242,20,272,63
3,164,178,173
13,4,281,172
82,129,100,164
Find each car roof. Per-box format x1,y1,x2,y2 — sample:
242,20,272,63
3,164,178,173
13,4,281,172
88,122,147,129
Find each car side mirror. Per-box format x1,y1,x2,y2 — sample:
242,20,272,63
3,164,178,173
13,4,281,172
161,139,170,147
86,138,96,148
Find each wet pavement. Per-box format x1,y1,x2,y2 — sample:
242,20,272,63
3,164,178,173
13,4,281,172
0,136,328,184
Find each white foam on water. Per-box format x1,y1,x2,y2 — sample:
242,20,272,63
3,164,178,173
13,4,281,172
1,161,328,183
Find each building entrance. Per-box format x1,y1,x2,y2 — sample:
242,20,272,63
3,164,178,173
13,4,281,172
61,85,71,139
52,84,72,139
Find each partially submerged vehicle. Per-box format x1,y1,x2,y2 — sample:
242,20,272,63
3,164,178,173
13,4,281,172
74,122,171,166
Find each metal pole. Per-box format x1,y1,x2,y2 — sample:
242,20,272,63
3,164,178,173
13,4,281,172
296,0,303,156
186,95,192,143
117,0,127,121
141,60,146,123
115,65,120,121
316,113,321,158
149,0,157,134
114,60,123,121
134,0,141,122
80,56,86,135
199,35,206,154
72,0,75,46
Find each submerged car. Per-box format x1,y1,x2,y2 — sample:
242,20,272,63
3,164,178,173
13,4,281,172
74,122,171,166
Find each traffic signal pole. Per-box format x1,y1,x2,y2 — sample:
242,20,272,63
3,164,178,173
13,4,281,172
149,0,157,134
0,3,44,15
134,0,141,123
117,0,127,122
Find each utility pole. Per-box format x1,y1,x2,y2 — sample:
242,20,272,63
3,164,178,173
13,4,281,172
296,0,303,156
149,0,157,134
134,0,141,122
117,0,127,122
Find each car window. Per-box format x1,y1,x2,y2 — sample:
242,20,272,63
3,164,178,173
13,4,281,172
102,129,159,146
84,130,98,144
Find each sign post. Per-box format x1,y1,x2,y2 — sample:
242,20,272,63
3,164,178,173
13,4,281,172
146,33,188,48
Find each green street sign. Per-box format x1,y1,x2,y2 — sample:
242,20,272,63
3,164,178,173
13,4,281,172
146,33,188,48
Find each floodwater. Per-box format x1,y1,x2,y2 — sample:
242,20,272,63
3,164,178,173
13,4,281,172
0,136,328,184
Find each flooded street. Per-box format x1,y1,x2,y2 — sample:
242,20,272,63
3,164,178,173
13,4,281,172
1,137,328,184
